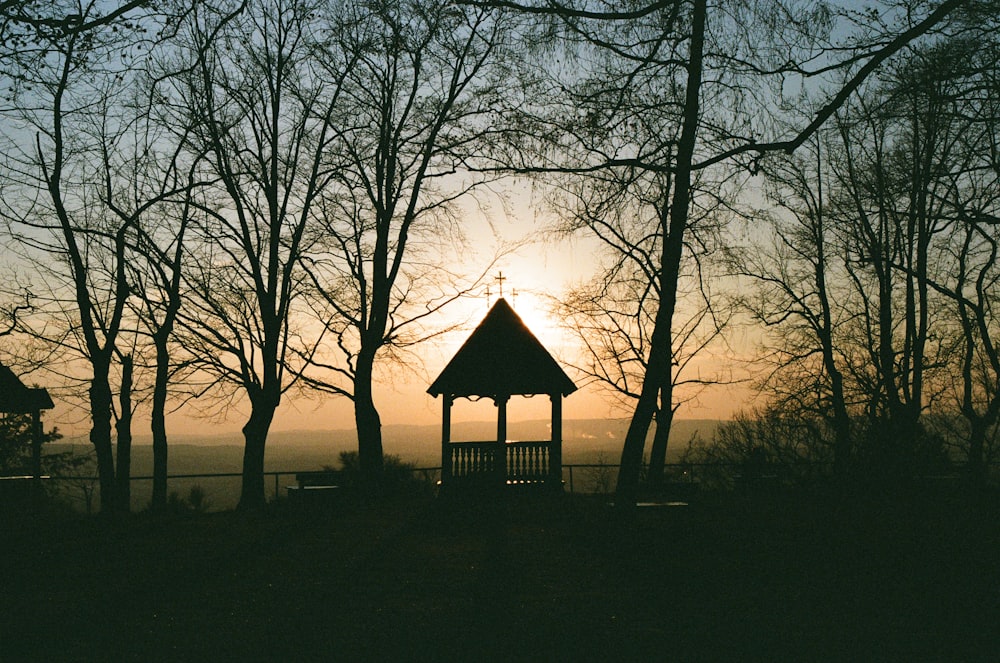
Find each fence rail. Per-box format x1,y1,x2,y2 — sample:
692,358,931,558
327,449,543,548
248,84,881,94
34,463,631,511
20,460,996,513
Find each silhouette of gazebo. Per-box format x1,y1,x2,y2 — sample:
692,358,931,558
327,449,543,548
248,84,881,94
0,363,54,487
428,298,576,491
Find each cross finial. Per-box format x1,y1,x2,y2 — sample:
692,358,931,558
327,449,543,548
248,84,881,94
485,284,491,308
495,271,506,298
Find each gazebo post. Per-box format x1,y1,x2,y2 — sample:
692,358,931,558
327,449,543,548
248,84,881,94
440,396,453,485
550,394,562,489
31,409,43,492
496,395,509,486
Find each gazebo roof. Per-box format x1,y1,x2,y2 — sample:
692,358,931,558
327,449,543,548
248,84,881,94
0,363,54,413
428,298,577,399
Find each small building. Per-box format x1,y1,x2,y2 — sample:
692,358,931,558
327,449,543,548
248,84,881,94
428,298,576,491
0,363,54,492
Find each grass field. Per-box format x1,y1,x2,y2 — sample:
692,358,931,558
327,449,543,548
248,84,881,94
3,486,999,661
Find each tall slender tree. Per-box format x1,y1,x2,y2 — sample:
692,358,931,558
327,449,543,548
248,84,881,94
476,0,971,504
299,0,519,485
0,0,174,512
732,135,854,474
167,0,357,508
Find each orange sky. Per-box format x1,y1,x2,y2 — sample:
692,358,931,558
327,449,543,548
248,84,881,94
33,184,754,443
145,235,752,441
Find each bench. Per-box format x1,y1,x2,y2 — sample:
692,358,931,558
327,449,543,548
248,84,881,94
286,471,340,504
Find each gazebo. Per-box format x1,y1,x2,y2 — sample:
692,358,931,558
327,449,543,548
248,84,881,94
0,363,54,488
428,298,576,491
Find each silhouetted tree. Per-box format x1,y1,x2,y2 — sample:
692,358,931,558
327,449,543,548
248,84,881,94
893,34,1000,482
166,0,359,508
0,0,177,512
946,207,1000,483
124,194,196,511
110,51,210,511
732,134,855,476
828,63,963,477
298,0,518,488
557,245,736,484
481,0,971,504
741,26,1000,482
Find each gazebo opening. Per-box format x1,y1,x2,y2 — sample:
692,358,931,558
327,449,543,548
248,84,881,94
427,298,577,491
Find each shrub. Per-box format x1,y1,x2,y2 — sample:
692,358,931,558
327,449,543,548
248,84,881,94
331,451,430,495
167,485,212,514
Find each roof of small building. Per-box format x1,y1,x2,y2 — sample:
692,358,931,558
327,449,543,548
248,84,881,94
427,298,577,399
0,363,54,413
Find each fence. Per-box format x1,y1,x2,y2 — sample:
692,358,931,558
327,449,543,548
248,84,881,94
38,463,629,512
33,460,992,513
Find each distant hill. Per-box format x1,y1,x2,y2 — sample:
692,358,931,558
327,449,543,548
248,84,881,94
45,418,722,511
115,418,722,467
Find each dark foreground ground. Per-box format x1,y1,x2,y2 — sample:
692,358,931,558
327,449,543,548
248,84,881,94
2,485,999,662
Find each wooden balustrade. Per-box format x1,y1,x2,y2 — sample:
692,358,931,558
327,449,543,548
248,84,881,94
449,441,498,479
447,440,553,485
506,441,549,483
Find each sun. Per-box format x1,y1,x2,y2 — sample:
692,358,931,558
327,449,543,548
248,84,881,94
506,289,563,352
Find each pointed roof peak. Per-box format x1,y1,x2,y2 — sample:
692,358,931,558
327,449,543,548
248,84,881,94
428,298,576,399
0,363,54,413
482,295,519,323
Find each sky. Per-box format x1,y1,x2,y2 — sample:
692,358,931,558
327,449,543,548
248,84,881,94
0,149,763,445
31,189,753,444
149,197,752,442
0,24,764,446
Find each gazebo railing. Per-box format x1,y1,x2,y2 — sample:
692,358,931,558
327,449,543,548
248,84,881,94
506,441,550,483
449,441,498,478
447,440,553,484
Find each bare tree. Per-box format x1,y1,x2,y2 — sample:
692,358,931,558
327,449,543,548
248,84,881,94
128,191,197,511
741,26,1000,482
476,0,971,504
555,194,737,485
87,43,209,511
733,135,855,475
297,0,519,486
0,0,174,512
947,212,1000,482
829,66,963,476
904,34,1000,482
165,0,364,508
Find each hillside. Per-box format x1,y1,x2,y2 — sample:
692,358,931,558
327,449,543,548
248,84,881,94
44,419,722,511
111,417,721,467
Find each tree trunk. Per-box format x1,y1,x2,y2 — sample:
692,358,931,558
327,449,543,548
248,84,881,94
967,419,986,485
812,158,852,477
647,401,674,485
818,297,852,475
963,395,1000,490
238,399,276,510
354,352,385,493
615,0,705,507
115,354,133,512
89,359,117,514
150,333,170,511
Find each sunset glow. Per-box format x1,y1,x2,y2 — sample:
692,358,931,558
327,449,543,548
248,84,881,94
0,2,991,658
